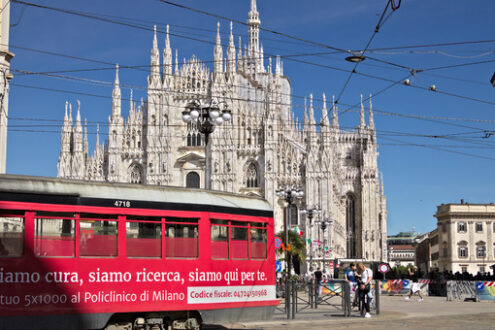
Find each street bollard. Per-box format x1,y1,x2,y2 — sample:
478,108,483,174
375,280,380,315
309,282,313,308
345,281,351,317
315,283,319,309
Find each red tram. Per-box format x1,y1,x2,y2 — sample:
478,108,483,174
0,175,277,329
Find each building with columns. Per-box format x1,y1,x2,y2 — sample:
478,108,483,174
434,201,495,274
0,0,13,174
57,0,388,269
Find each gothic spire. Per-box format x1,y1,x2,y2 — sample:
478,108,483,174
73,100,83,152
129,89,134,114
369,94,375,130
76,100,81,126
163,24,173,77
112,64,121,117
332,95,339,129
226,21,236,74
247,0,260,72
237,36,243,72
84,118,88,157
214,22,224,73
64,101,69,122
309,94,316,129
275,55,281,75
175,49,179,73
96,124,100,154
321,93,329,127
150,25,160,81
360,94,365,128
303,97,308,127
260,43,264,73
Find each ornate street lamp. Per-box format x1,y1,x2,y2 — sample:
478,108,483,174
182,99,232,190
300,206,321,272
276,187,304,318
315,218,333,273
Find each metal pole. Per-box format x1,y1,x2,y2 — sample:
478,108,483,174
309,212,313,272
284,203,290,319
204,132,210,190
322,228,326,274
292,280,296,319
375,280,380,315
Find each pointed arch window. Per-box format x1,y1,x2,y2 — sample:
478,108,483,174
129,164,143,184
346,194,357,258
246,163,258,188
186,123,202,147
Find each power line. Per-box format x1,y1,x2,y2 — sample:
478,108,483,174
9,125,495,162
10,81,494,140
379,136,495,161
335,0,402,104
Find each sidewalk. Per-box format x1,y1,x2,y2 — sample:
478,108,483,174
220,296,495,329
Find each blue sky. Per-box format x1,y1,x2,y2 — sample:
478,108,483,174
6,0,495,235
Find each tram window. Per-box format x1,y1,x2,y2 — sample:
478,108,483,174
211,220,229,259
34,217,75,257
231,222,249,260
250,227,267,259
126,219,162,258
80,220,118,257
165,218,198,258
0,213,25,257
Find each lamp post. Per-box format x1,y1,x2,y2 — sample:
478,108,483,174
300,206,321,272
315,218,332,273
276,187,304,319
182,99,232,190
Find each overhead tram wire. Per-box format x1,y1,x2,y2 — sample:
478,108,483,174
7,4,494,132
334,0,402,105
7,42,489,96
9,125,495,161
7,92,495,149
9,1,415,87
12,1,494,108
0,0,10,14
13,55,495,109
10,72,495,136
379,136,495,161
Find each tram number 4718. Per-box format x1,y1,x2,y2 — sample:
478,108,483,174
114,200,131,208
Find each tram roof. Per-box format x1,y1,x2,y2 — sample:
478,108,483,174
0,174,273,216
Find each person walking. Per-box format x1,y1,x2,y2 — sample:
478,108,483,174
357,263,373,318
314,268,323,297
405,266,424,302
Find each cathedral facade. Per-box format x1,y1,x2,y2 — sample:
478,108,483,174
57,0,387,268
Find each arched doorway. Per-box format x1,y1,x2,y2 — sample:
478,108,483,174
186,172,200,188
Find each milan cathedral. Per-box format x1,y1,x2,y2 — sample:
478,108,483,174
57,0,387,266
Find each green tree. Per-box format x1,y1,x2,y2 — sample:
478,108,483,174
276,230,306,275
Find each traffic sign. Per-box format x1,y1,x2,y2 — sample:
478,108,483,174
378,263,390,274
276,260,282,273
274,237,282,249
